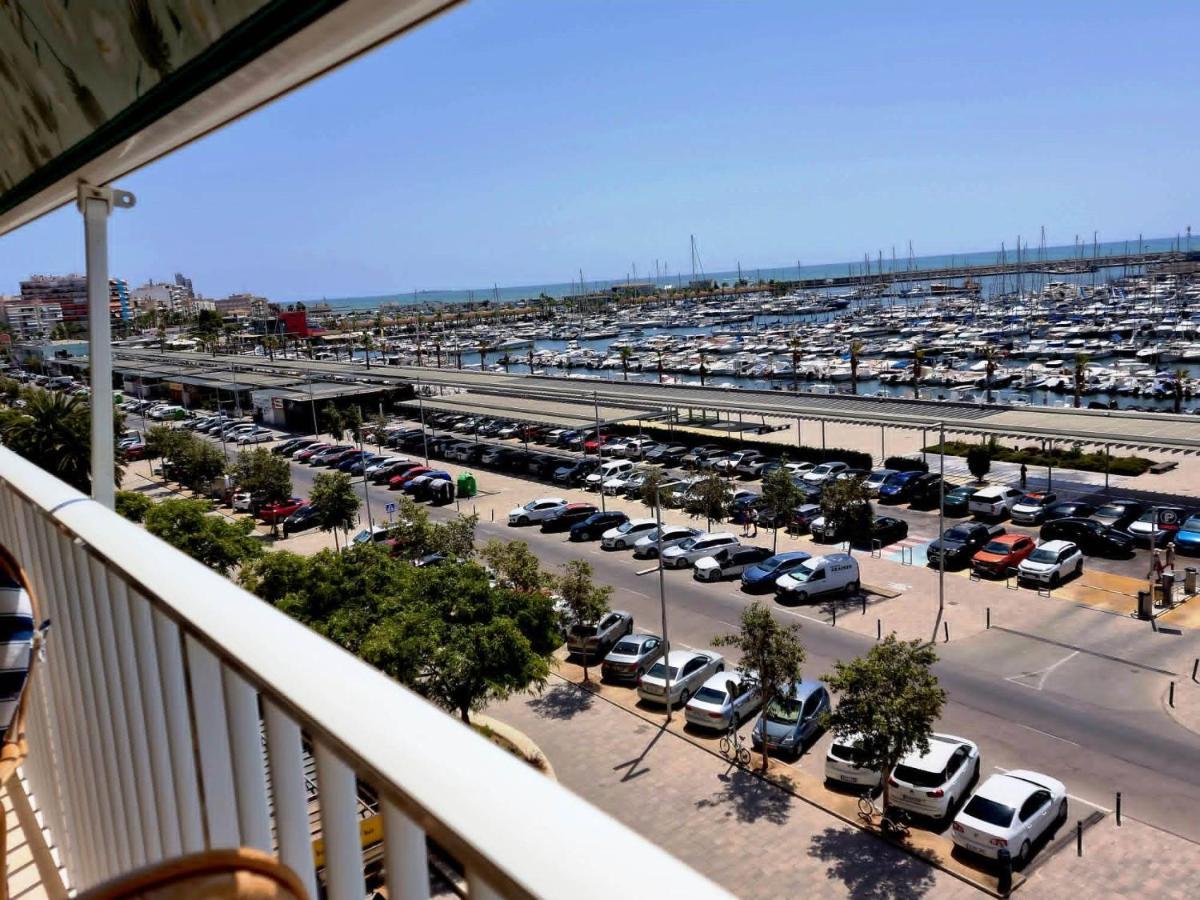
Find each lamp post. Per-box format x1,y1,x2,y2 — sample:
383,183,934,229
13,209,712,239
594,391,605,512
654,484,672,722
938,421,946,618
417,380,430,466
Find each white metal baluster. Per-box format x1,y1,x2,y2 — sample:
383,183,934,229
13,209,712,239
222,666,271,852
263,701,318,899
467,872,504,900
153,606,205,853
106,573,164,863
126,592,181,859
182,635,240,847
314,741,365,900
383,800,430,900
30,515,102,887
67,542,134,877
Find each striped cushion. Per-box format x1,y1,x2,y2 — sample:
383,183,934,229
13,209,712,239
0,568,33,742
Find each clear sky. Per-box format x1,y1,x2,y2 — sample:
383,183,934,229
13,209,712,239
1,0,1196,301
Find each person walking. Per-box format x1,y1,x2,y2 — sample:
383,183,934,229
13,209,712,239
1165,541,1176,571
749,506,759,538
1019,463,1028,490
1151,548,1165,581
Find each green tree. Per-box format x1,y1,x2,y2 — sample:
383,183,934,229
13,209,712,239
480,539,550,594
714,602,807,771
685,471,733,531
1072,353,1090,409
912,347,926,400
370,412,390,451
848,339,863,395
309,471,361,549
319,403,345,442
1174,369,1187,415
0,389,124,492
556,559,613,683
115,490,153,523
982,345,1001,405
230,448,292,503
818,475,873,543
966,445,991,483
144,498,262,574
144,423,186,463
343,405,364,444
761,458,805,550
619,345,633,382
822,635,946,819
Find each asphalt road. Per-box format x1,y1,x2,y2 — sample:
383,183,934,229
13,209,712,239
159,415,1200,842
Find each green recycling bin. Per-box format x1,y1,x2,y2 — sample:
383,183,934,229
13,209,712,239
457,472,477,498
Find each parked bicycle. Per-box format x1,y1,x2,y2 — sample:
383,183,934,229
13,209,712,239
857,792,910,838
719,727,750,767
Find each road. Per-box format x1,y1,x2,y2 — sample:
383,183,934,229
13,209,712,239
156,415,1200,843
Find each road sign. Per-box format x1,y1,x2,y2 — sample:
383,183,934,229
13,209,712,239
384,502,397,515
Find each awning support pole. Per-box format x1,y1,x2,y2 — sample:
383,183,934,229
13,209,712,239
79,183,135,509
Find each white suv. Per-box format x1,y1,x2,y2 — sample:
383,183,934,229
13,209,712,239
507,498,567,526
888,734,981,825
661,532,740,569
803,462,849,485
1016,540,1084,587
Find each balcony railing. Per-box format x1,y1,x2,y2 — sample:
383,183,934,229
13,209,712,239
0,446,722,898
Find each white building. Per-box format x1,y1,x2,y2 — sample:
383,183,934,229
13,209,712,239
0,295,64,339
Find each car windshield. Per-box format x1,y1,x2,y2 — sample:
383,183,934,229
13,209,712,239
646,662,679,680
1093,505,1124,519
790,563,818,583
812,464,832,474
829,742,868,764
982,541,1013,554
693,687,727,704
678,538,698,550
759,557,787,573
617,521,636,533
893,764,945,788
1019,494,1046,506
766,697,801,725
945,526,974,541
1184,517,1200,531
883,472,907,485
352,530,372,544
1028,548,1058,563
963,795,1015,828
611,641,641,656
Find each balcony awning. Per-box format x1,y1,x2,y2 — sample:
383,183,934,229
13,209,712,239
0,0,460,236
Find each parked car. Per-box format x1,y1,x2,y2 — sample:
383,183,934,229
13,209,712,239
235,427,274,445
876,470,922,503
1010,492,1059,525
713,449,760,475
971,534,1037,577
824,733,882,789
951,770,1067,866
740,551,812,591
889,734,981,826
927,522,1005,569
507,497,568,525
644,444,688,466
553,458,599,486
273,437,311,456
1126,506,1188,546
1039,518,1135,557
364,456,406,478
681,444,725,469
1088,499,1145,532
788,504,823,534
601,633,664,683
693,545,772,582
389,466,433,489
636,649,724,707
775,553,860,602
1043,500,1097,522
1173,515,1200,555
750,679,830,758
857,515,908,548
569,510,628,542
632,524,702,559
403,471,451,495
736,454,775,479
258,497,306,525
307,445,353,466
566,610,634,660
281,503,320,536
1017,540,1084,587
586,460,634,491
942,485,978,517
601,518,659,550
352,525,393,545
863,468,898,497
685,669,762,731
803,461,849,485
907,473,944,509
373,460,421,484
661,532,740,569
968,485,1025,519
540,503,600,533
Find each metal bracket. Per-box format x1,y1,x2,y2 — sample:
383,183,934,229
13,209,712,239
76,183,137,213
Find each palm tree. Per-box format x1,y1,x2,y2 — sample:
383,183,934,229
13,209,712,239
1174,369,1188,414
848,339,863,395
789,336,803,393
698,351,708,386
362,332,374,369
1072,353,1090,408
656,349,666,384
912,348,925,400
619,346,633,382
527,348,535,373
2,391,98,492
434,341,443,368
478,341,489,372
982,345,1001,404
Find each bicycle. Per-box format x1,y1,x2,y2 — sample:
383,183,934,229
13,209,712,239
719,728,751,767
857,792,911,838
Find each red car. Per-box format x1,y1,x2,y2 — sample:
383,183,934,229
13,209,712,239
583,434,609,454
971,533,1037,578
389,465,432,489
259,497,307,524
294,442,332,462
122,442,147,460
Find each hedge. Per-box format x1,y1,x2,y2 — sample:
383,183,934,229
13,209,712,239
926,440,1152,476
885,455,929,473
609,421,874,469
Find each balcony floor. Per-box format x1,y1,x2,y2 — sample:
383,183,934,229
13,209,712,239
3,780,49,900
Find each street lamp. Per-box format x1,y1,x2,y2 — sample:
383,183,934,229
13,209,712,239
654,483,672,722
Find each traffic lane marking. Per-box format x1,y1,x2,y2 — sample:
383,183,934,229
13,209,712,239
1004,650,1081,691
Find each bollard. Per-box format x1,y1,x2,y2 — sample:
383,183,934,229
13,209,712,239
862,593,867,615
1169,681,1175,708
996,849,1012,896
1116,792,1121,826
490,508,494,522
832,604,837,628
943,621,949,643
1076,820,1083,856
877,618,882,641
987,607,991,630
1193,658,1198,683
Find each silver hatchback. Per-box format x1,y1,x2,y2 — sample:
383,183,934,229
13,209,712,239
601,633,664,683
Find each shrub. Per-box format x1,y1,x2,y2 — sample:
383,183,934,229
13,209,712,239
885,456,928,473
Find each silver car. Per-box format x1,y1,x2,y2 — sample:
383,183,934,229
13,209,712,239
684,669,762,731
631,525,701,559
637,649,724,707
601,633,664,683
566,610,634,661
601,518,659,550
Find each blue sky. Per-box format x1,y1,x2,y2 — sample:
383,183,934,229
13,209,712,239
1,0,1196,300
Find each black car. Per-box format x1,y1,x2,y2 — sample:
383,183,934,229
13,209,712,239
541,504,600,533
856,515,909,547
927,522,1004,569
1089,499,1145,532
527,453,564,479
570,510,629,542
282,503,320,536
272,437,311,456
645,444,688,466
554,458,600,486
372,459,420,484
942,485,977,517
908,473,945,509
1044,500,1097,522
1040,517,1135,557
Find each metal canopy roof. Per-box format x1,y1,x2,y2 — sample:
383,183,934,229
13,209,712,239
113,348,1200,453
0,0,459,235
403,393,659,430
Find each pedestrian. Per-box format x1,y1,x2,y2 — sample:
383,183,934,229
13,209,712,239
1151,548,1164,580
749,506,759,538
740,508,750,537
1019,463,1028,490
1166,541,1176,571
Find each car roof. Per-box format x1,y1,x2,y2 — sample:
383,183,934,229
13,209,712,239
663,649,707,665
897,733,972,770
975,770,1063,805
563,502,596,511
699,532,737,541
1037,539,1074,552
769,551,810,562
990,533,1030,546
618,633,659,646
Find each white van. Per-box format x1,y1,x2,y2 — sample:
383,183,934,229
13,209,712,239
585,459,633,490
774,553,860,602
968,485,1024,519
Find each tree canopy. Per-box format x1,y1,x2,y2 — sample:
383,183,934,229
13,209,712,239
685,471,733,530
555,559,612,681
230,448,292,503
966,446,992,483
818,476,873,541
308,471,361,548
0,389,125,492
144,498,262,574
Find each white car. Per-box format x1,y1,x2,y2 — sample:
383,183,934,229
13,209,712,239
236,428,274,444
601,518,659,549
661,532,740,569
636,649,724,707
802,462,848,485
775,553,860,602
1016,540,1083,587
1009,492,1057,525
951,770,1067,866
507,498,568,526
784,461,815,477
586,460,634,490
365,456,407,477
602,468,642,495
865,469,898,497
632,525,702,559
824,733,882,788
888,734,981,824
231,491,255,512
684,669,762,731
968,485,1025,519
